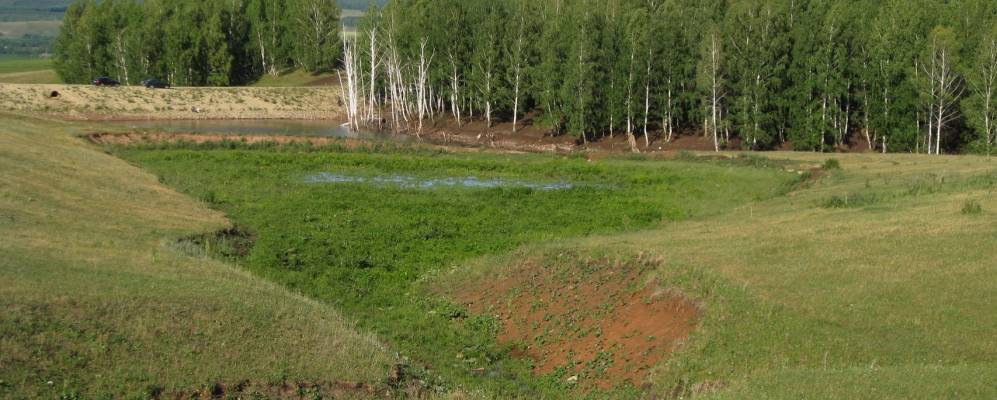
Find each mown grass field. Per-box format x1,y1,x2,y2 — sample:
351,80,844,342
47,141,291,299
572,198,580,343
0,114,393,398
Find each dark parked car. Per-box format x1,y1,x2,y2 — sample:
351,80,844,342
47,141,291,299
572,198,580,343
92,76,120,86
141,78,171,89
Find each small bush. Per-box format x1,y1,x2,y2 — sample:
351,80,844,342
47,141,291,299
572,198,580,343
822,158,841,170
962,199,983,215
821,192,882,209
201,190,218,204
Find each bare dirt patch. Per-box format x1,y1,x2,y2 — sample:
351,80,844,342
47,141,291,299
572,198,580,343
453,253,698,391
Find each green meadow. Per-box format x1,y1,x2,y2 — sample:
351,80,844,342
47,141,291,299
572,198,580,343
2,112,995,398
113,142,792,397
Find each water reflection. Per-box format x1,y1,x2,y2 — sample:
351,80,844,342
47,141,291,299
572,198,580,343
305,172,575,191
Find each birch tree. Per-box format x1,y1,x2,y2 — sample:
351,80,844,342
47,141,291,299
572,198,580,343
964,25,997,155
697,26,726,152
919,26,964,155
505,1,530,133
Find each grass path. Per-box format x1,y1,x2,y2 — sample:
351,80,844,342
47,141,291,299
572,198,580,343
0,114,393,397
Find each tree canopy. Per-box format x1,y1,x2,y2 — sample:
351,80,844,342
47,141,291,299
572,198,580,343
337,0,997,153
53,0,343,86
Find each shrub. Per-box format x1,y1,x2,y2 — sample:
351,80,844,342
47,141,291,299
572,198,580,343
823,158,841,170
821,192,882,209
962,199,983,215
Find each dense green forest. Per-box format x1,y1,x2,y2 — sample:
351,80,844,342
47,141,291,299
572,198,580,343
50,0,997,153
52,0,344,86
337,0,996,154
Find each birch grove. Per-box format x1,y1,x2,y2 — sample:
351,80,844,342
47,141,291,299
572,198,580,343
53,0,997,154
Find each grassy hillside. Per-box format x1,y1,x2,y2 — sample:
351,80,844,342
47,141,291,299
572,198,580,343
0,114,393,398
458,152,995,398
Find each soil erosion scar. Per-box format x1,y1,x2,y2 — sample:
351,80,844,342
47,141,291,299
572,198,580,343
457,255,698,390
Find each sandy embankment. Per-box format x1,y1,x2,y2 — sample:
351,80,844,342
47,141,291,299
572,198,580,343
0,83,345,121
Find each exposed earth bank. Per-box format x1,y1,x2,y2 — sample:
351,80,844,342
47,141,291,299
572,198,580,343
0,83,343,120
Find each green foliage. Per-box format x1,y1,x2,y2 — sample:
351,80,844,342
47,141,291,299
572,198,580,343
53,0,342,85
342,0,997,153
821,192,883,209
961,199,983,215
823,158,841,170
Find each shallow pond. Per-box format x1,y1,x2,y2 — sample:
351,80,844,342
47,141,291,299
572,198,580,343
305,172,577,191
106,119,406,141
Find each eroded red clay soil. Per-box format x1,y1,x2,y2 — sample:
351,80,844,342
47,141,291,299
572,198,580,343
455,255,698,390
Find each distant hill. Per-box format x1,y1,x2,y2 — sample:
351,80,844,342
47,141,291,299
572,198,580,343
0,0,384,57
0,0,386,22
0,0,70,21
339,0,389,11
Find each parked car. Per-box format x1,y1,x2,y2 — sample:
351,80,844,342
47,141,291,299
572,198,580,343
92,77,120,86
141,78,171,89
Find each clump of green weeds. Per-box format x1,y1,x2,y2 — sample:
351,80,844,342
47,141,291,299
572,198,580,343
821,192,883,209
961,199,983,215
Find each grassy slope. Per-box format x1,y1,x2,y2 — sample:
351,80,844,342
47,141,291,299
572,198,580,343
536,153,996,398
251,69,338,87
0,114,392,398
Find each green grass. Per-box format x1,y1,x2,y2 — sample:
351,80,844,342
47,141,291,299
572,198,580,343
0,56,59,83
0,115,393,398
114,141,794,397
570,153,997,398
6,108,996,398
251,69,337,87
0,56,52,74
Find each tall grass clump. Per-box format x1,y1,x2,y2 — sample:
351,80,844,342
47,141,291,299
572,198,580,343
961,199,983,215
820,192,882,209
